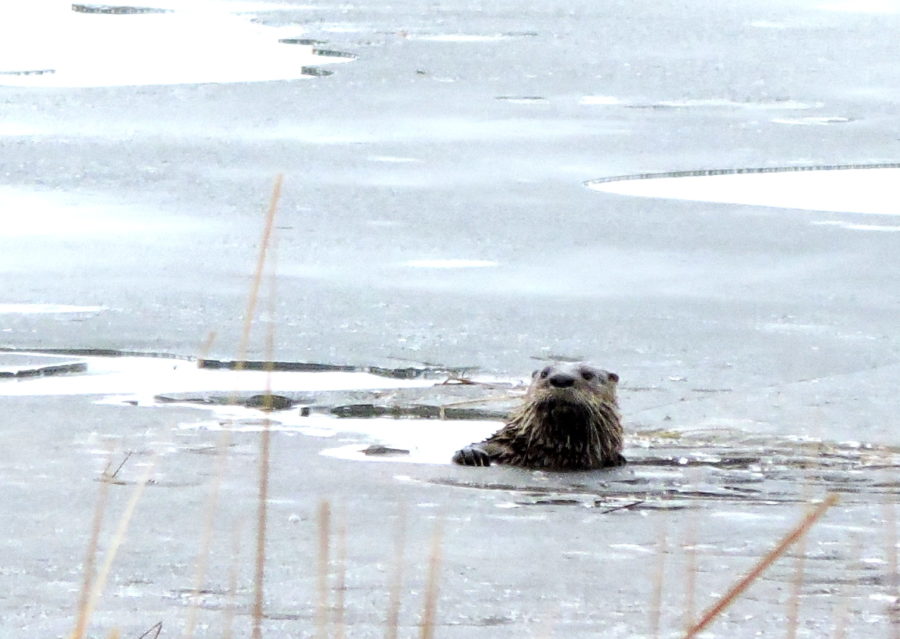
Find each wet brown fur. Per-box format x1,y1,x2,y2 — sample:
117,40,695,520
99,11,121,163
453,363,625,470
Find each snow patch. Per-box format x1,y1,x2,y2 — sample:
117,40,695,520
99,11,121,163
0,0,348,87
402,259,499,269
588,167,900,216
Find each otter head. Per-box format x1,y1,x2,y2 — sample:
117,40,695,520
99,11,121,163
528,362,619,408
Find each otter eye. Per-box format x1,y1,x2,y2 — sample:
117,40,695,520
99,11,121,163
539,367,551,379
581,371,595,381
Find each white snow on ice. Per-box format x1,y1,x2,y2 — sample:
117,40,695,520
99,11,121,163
0,188,199,237
0,352,501,464
0,354,434,400
402,259,499,269
588,168,900,218
0,304,106,314
0,0,348,87
411,34,508,43
811,220,900,232
182,412,499,465
819,1,900,13
772,116,853,125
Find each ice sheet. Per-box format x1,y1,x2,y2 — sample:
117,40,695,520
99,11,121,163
0,0,347,87
588,168,900,217
0,354,434,400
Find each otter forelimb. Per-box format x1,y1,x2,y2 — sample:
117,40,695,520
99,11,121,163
451,442,509,467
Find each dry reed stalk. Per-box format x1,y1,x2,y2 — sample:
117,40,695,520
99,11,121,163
108,451,132,481
786,478,814,639
137,621,163,639
183,429,231,639
333,511,348,639
884,496,899,639
222,522,244,639
237,174,283,371
183,314,238,637
684,493,839,639
248,175,283,639
71,451,113,639
418,518,444,639
316,501,332,639
532,607,558,639
69,457,157,639
831,533,861,639
681,504,698,633
385,507,407,639
197,330,217,365
436,394,521,420
250,416,273,639
785,496,813,639
650,514,668,639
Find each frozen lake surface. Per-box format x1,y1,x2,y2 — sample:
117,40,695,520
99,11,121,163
588,165,900,220
0,1,349,87
0,0,898,636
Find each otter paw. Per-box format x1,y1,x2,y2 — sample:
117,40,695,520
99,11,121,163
452,446,492,467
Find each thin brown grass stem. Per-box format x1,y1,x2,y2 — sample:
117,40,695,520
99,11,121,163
250,415,272,639
437,394,526,409
884,496,899,639
183,429,231,639
197,330,217,365
71,455,112,639
333,511,347,639
532,608,558,639
70,457,157,639
785,510,810,639
137,622,163,639
418,517,444,639
786,479,814,639
684,493,839,639
681,503,698,633
831,533,861,639
650,514,668,639
385,506,407,639
222,521,244,639
248,174,282,639
237,173,283,370
262,229,279,402
316,500,332,639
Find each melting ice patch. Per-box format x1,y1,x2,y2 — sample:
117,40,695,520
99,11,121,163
0,352,490,464
0,0,347,87
579,96,823,110
402,259,499,269
579,96,623,106
0,304,106,315
819,1,900,13
772,116,853,125
0,188,200,237
175,410,499,465
811,220,900,232
410,34,509,43
0,354,435,401
587,167,900,217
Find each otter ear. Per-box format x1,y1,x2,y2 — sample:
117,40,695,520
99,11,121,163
531,369,539,378
608,372,619,383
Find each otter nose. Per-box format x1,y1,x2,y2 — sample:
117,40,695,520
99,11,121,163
548,373,576,388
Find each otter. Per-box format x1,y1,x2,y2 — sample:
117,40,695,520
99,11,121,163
452,362,625,470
